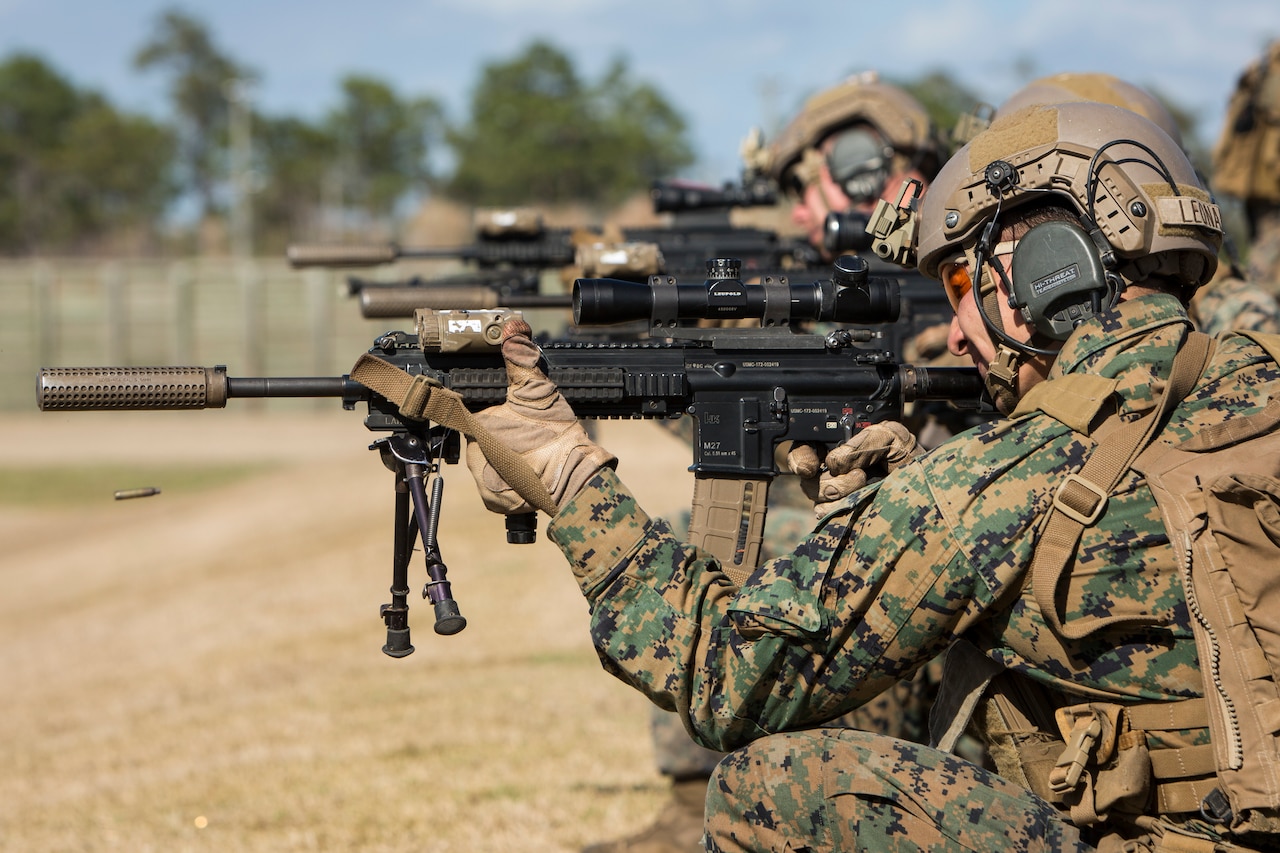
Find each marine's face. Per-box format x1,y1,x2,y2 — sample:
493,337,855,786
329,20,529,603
787,155,853,253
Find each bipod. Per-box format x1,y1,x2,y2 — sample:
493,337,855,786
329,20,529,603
372,431,466,659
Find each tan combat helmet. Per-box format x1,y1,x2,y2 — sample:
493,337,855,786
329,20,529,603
917,101,1222,291
996,72,1185,149
917,101,1223,409
768,71,943,198
1212,39,1280,203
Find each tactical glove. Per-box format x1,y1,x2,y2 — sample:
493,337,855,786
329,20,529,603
786,421,921,517
466,319,616,515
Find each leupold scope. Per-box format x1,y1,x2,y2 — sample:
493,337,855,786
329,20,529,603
572,256,900,327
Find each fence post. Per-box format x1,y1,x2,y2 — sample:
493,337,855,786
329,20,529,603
103,261,128,364
240,259,264,411
32,261,57,369
170,260,195,364
306,268,334,411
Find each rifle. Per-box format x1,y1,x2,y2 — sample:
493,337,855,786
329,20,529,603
347,270,572,319
36,257,985,656
289,174,826,284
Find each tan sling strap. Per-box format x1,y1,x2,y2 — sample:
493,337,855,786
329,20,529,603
350,352,559,516
1030,331,1214,641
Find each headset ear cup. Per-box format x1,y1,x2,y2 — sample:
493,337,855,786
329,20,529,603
1010,220,1110,340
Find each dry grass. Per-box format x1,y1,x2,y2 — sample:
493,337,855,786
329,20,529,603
0,412,695,852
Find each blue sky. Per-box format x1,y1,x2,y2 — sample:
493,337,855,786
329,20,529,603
1,0,1277,182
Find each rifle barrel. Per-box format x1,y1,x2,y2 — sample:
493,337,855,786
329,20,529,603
36,366,353,411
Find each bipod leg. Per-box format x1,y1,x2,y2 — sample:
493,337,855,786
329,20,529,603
373,433,466,644
376,454,416,658
405,464,465,635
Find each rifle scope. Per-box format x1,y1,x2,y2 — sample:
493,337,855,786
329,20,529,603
573,256,899,327
650,179,777,213
822,211,874,255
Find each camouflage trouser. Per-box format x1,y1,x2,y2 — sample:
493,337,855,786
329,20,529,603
703,728,1091,852
651,664,939,779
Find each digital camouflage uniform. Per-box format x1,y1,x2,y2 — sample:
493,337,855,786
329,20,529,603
1191,262,1280,336
643,419,938,784
1247,207,1280,292
546,294,1280,851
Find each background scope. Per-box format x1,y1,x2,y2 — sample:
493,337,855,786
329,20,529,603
649,179,777,213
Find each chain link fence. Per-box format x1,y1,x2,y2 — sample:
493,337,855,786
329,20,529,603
0,258,399,412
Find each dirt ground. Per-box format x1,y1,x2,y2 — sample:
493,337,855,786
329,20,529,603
0,411,696,852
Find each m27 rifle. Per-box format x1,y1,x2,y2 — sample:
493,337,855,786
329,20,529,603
36,257,984,656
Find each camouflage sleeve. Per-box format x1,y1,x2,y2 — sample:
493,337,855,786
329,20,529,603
548,462,981,752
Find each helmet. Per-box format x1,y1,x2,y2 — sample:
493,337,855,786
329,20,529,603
768,72,943,189
996,72,1184,149
917,101,1222,291
765,110,810,192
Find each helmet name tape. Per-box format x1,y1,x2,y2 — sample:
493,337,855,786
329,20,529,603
1156,196,1224,234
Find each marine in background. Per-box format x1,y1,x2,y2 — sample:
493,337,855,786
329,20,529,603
994,70,1280,337
1213,39,1280,294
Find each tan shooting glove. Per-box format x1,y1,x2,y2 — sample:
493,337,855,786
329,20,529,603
466,319,616,515
786,421,921,517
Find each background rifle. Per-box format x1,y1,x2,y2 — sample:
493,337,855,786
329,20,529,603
291,170,832,332
347,270,572,319
36,257,985,653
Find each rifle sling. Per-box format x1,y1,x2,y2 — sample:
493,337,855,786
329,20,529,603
350,352,558,516
1031,331,1212,641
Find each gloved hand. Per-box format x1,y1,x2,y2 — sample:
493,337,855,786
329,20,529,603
466,318,616,515
785,421,921,517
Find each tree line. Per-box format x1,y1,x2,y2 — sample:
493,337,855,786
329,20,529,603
0,9,698,256
0,8,1202,258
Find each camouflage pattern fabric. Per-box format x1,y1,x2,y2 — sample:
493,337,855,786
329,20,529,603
646,421,938,780
1191,266,1280,335
1248,208,1280,293
649,667,934,780
547,293,1280,848
704,729,1089,852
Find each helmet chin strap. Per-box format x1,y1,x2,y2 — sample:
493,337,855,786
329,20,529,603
984,344,1024,413
977,272,1024,410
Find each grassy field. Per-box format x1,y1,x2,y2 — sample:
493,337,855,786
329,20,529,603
0,411,696,852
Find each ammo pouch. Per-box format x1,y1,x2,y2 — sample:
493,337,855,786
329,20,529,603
935,642,1215,829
